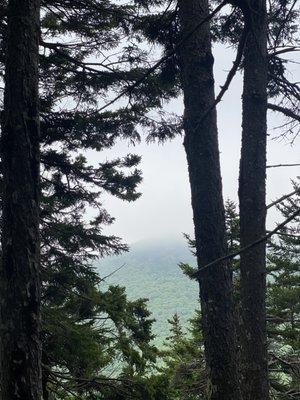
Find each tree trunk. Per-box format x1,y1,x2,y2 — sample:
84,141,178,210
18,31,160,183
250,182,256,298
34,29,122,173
177,1,241,399
238,0,269,398
0,1,42,399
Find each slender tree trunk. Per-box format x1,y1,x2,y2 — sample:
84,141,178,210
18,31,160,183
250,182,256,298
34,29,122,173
0,1,42,399
177,1,241,399
238,0,269,398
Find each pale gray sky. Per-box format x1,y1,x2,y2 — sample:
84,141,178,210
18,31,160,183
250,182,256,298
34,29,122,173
89,43,300,244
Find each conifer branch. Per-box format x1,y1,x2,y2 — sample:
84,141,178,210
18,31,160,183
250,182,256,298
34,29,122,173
195,207,300,277
267,188,300,210
90,1,227,114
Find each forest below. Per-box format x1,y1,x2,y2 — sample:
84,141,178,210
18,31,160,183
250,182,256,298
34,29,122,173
0,0,299,400
99,238,198,344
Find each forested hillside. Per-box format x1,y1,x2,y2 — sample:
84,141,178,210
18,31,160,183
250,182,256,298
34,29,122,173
99,239,198,343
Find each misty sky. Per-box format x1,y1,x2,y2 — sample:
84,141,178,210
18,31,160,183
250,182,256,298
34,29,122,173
89,43,300,244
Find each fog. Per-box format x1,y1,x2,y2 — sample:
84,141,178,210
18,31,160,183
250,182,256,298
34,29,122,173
88,43,300,244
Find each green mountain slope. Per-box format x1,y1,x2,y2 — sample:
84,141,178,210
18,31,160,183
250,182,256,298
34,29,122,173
97,238,199,344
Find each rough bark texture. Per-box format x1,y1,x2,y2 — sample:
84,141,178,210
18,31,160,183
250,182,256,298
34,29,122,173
0,1,42,399
239,0,269,398
177,1,241,399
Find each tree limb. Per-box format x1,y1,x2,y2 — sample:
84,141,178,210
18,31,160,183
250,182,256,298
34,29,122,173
266,188,299,210
268,103,300,122
190,25,248,130
91,1,228,114
267,163,300,168
195,207,300,277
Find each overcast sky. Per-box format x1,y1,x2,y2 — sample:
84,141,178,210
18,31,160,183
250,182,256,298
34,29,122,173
89,43,300,244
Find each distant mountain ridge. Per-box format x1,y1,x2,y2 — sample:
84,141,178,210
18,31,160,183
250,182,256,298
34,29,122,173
96,238,198,344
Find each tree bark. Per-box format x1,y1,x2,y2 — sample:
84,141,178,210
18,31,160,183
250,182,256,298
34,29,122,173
177,1,241,399
0,1,42,399
239,0,269,398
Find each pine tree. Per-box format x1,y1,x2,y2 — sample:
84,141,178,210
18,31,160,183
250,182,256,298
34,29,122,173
223,195,300,400
161,201,240,399
35,2,298,398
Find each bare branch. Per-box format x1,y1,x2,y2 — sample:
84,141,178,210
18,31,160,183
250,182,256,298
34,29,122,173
269,230,300,238
100,263,126,281
190,25,248,129
268,46,300,57
267,163,300,168
268,103,300,122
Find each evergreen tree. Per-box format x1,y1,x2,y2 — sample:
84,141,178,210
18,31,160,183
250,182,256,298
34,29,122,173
169,195,299,400
131,2,299,398
267,181,300,400
161,312,206,400
238,0,269,396
177,1,241,398
0,1,42,398
0,1,176,398
35,2,299,397
159,201,239,399
0,0,298,397
223,194,300,399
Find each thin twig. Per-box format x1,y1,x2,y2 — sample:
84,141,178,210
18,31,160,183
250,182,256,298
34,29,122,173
100,263,126,281
267,163,300,168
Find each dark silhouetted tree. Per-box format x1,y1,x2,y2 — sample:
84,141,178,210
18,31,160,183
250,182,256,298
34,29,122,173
176,1,241,398
0,0,42,398
238,0,269,398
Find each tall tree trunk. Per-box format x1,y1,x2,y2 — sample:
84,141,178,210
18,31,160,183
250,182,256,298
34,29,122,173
0,1,42,399
239,0,269,398
177,1,241,399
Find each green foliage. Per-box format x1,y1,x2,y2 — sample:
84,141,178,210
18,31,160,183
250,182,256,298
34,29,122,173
0,1,180,398
157,312,206,400
158,194,299,400
267,180,300,400
99,239,198,347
